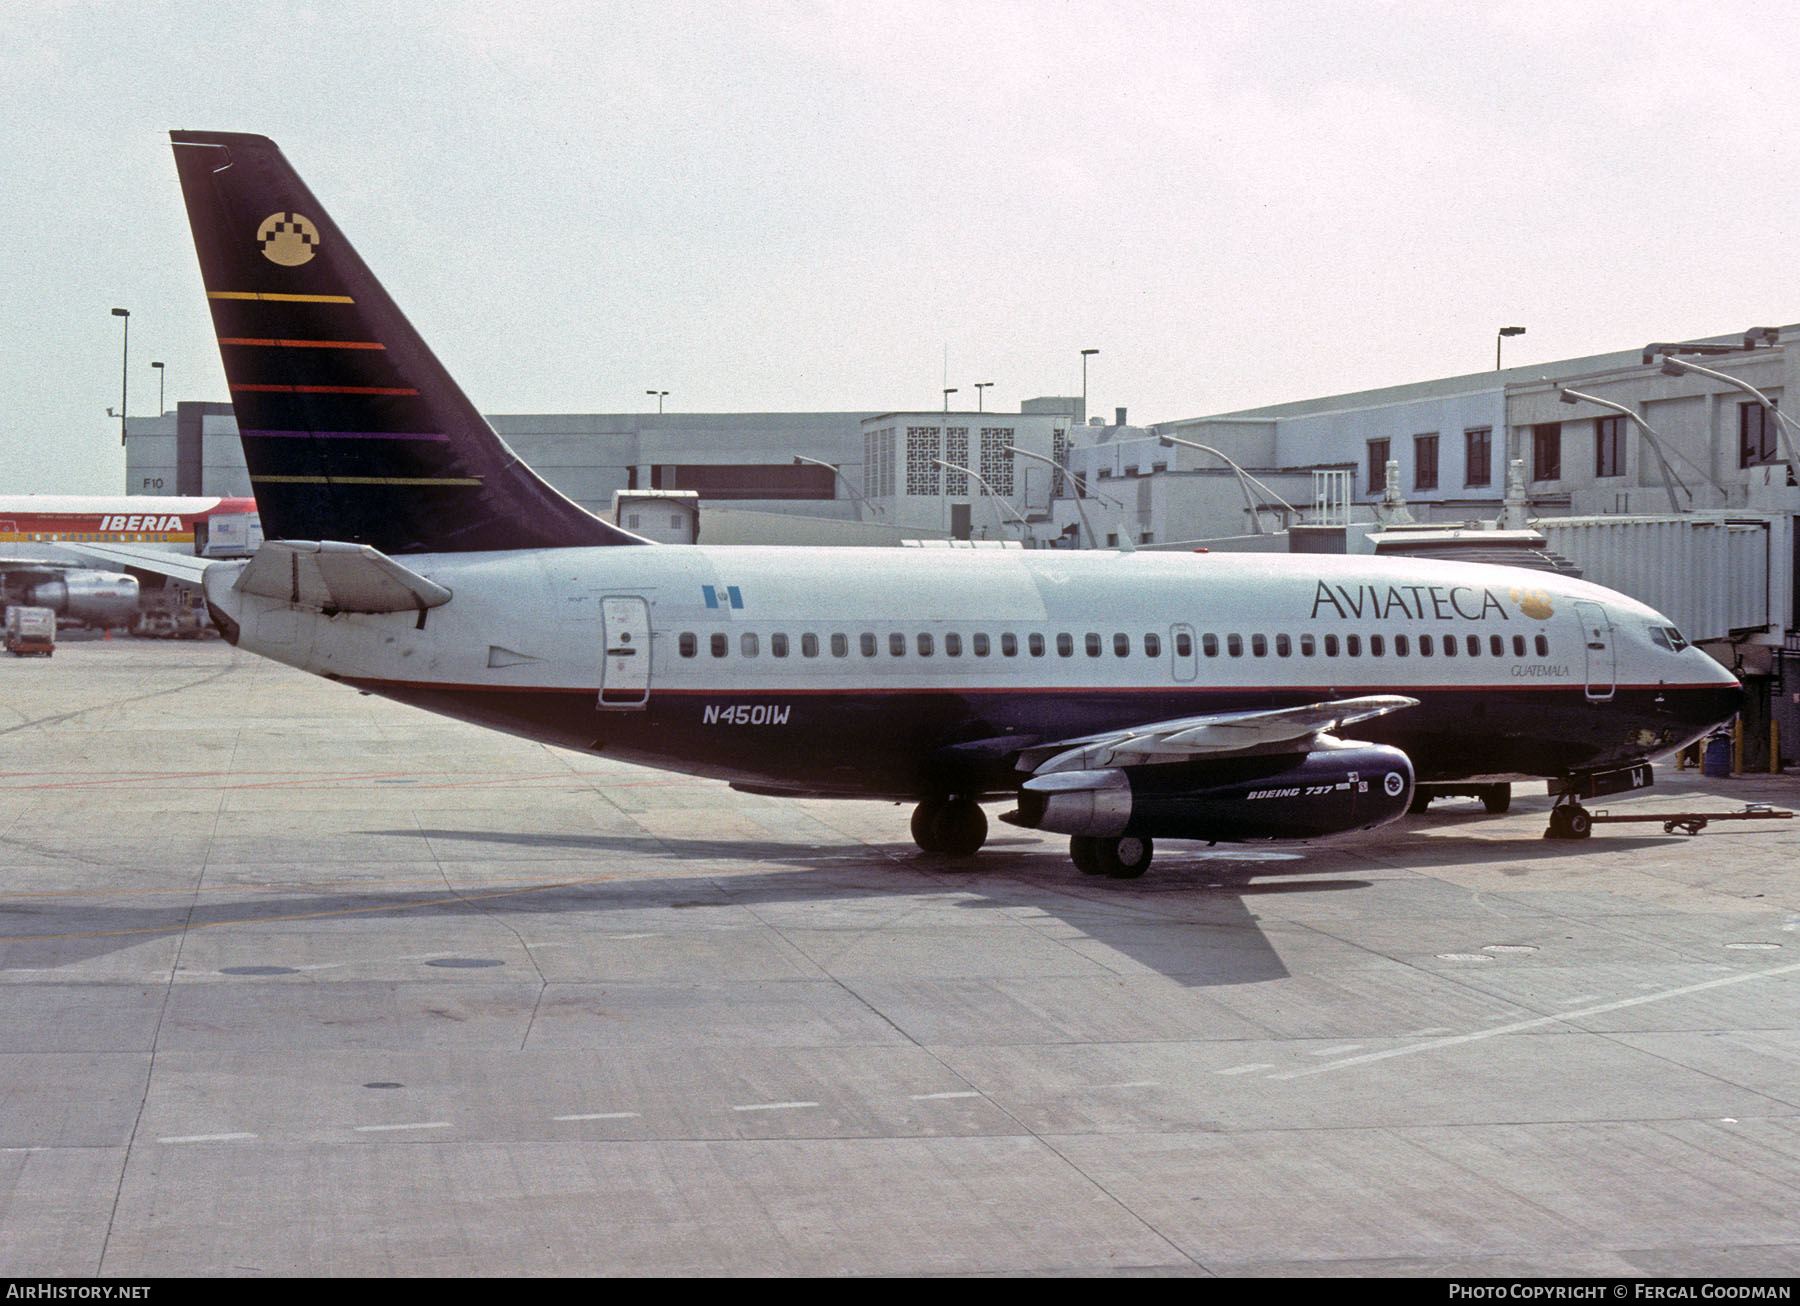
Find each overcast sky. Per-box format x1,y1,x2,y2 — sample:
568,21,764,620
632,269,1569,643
5,0,1797,494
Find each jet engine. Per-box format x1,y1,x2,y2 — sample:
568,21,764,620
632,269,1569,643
27,571,140,629
1011,742,1414,842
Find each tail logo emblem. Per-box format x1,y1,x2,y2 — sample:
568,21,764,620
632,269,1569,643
257,212,320,266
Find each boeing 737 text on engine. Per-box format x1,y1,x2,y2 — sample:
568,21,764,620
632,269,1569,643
75,132,1742,878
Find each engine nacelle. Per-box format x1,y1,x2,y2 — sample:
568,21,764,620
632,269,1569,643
28,571,140,628
1013,742,1415,842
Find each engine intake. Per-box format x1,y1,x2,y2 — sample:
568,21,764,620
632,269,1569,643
1011,743,1414,842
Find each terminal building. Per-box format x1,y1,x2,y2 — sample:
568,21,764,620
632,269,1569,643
121,322,1800,765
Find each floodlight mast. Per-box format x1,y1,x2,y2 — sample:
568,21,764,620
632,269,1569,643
1556,387,1689,513
1657,354,1800,481
1154,432,1299,536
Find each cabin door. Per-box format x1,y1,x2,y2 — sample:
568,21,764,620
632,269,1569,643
599,596,652,708
1575,600,1616,702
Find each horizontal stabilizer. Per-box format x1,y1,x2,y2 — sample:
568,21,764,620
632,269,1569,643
234,540,452,614
1021,694,1420,774
54,541,216,586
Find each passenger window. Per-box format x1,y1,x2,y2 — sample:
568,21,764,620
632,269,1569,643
1251,634,1267,657
1395,634,1409,656
802,634,820,658
1346,634,1361,657
1535,634,1549,656
711,633,728,658
1369,634,1384,656
860,633,877,657
1323,634,1339,657
830,633,848,657
917,633,934,656
1490,634,1504,657
741,633,759,658
1227,634,1244,657
1513,635,1527,657
1029,633,1046,657
1057,633,1074,657
771,633,789,658
679,632,697,658
1144,633,1161,657
1276,633,1291,657
1442,634,1457,658
889,633,906,656
1203,633,1220,657
1466,634,1480,657
1174,632,1191,657
1113,633,1130,657
1418,635,1433,656
1300,634,1316,656
945,633,962,657
1085,633,1102,657
1001,633,1018,657
973,633,990,657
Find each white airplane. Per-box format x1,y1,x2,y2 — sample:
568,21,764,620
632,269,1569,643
78,131,1743,878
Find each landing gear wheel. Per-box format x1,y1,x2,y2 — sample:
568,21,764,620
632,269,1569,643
1409,789,1433,815
1093,835,1153,879
1070,836,1101,876
1482,784,1512,815
1545,803,1593,840
912,797,987,857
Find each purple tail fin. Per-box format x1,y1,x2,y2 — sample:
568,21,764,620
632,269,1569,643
170,131,645,554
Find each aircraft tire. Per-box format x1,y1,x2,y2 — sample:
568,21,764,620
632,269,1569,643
1070,836,1101,876
930,798,988,857
1409,789,1433,815
911,800,948,853
1482,784,1511,814
1563,805,1592,839
1094,835,1153,879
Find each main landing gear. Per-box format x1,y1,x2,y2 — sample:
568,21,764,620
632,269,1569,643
910,796,988,857
1068,835,1154,879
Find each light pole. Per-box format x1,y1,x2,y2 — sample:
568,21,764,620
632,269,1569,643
646,390,667,413
1079,348,1098,426
1657,354,1800,477
1155,432,1299,535
151,360,165,415
1557,387,1704,513
942,387,957,414
1006,444,1099,549
793,455,884,521
974,382,993,413
111,307,129,445
1496,325,1525,371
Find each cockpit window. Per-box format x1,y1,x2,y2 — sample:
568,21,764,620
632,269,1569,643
1650,626,1690,652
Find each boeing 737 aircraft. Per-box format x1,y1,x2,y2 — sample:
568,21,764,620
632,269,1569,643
77,131,1743,878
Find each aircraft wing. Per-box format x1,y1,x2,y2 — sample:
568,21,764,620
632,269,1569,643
50,541,215,586
1017,695,1419,775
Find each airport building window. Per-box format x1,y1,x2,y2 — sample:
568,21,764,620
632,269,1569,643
1740,400,1780,468
1413,434,1438,491
1367,438,1390,496
650,462,836,501
1532,423,1562,481
1595,415,1625,477
1465,427,1492,487
679,632,697,658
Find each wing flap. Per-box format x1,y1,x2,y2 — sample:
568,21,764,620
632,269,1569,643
1021,694,1419,774
234,540,452,614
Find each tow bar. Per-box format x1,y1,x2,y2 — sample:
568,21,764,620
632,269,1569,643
1589,802,1793,836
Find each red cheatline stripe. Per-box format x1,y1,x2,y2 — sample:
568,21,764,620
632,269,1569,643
218,337,386,350
230,384,419,395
